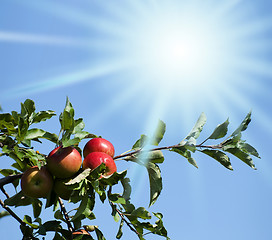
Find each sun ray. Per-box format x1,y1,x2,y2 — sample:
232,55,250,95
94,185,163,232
2,61,126,99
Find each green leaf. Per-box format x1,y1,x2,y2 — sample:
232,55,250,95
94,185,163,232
61,137,81,148
94,227,106,240
148,150,164,164
61,111,74,131
208,118,229,140
32,199,42,218
0,113,16,134
132,134,148,149
231,111,252,137
23,215,39,229
38,220,62,235
225,147,256,169
146,163,162,207
238,142,261,158
32,110,56,123
25,128,58,143
99,170,127,186
4,191,33,207
66,169,91,185
17,116,29,142
71,194,89,221
110,203,120,222
201,149,233,170
131,207,151,220
184,112,206,141
121,178,131,201
171,146,198,168
22,99,35,118
0,211,9,219
151,119,166,146
116,219,124,239
108,193,126,204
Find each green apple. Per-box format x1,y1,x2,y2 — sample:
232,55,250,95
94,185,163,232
21,166,53,198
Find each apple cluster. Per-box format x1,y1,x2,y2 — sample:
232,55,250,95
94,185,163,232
20,138,117,200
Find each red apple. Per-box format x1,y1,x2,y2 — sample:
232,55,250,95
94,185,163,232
21,166,53,198
54,178,73,200
83,138,115,158
47,146,82,179
83,152,117,177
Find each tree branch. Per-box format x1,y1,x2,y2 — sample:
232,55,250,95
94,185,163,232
114,143,223,160
0,198,25,226
0,174,23,188
109,201,141,238
58,197,74,234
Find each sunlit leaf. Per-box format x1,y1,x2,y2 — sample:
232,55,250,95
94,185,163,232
146,162,162,207
201,149,233,170
208,118,229,140
231,111,251,137
184,112,206,141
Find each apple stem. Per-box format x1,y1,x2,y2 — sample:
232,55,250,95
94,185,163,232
58,197,75,234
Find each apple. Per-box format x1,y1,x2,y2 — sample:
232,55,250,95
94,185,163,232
21,166,53,198
83,138,115,158
82,152,117,177
54,178,73,200
46,146,82,179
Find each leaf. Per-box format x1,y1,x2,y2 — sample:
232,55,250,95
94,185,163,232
116,219,124,239
23,215,39,229
171,146,198,168
61,110,74,131
66,169,91,185
225,147,256,169
131,207,151,220
121,178,131,201
208,118,229,140
25,128,58,143
71,194,89,221
38,220,62,235
148,150,164,164
22,99,35,118
201,149,233,170
108,194,126,204
99,170,127,186
238,142,261,158
94,227,106,240
4,191,33,207
184,112,206,141
146,163,162,207
132,134,148,149
231,111,252,137
32,110,56,123
0,211,9,219
32,199,42,218
151,120,166,146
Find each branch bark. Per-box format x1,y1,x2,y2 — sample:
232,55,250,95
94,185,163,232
0,173,23,188
58,197,74,234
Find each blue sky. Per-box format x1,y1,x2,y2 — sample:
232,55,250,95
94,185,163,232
0,0,272,239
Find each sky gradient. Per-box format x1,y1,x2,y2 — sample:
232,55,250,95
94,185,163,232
0,0,272,239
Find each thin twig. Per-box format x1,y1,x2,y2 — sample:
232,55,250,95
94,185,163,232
109,201,141,238
0,198,25,226
114,143,223,161
58,197,74,233
1,186,10,199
